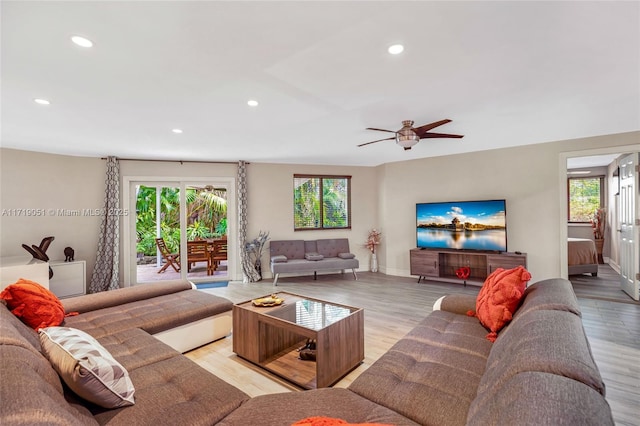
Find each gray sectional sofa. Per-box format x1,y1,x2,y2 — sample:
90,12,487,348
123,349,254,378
0,279,249,425
1,277,613,425
219,278,614,425
269,238,359,285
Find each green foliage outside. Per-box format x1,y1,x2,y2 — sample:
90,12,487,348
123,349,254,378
136,185,227,255
294,177,349,229
569,177,601,222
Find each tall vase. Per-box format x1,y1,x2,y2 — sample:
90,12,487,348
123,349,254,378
594,238,604,264
371,252,378,273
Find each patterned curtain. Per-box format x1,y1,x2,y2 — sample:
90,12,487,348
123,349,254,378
238,161,261,282
89,156,120,293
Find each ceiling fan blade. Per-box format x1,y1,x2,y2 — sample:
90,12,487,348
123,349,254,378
420,132,464,139
357,136,396,147
366,127,397,134
412,119,452,134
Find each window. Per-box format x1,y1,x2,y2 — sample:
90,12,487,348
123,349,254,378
293,174,351,230
568,176,604,222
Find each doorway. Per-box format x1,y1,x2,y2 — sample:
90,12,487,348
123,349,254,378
560,145,640,302
123,177,236,286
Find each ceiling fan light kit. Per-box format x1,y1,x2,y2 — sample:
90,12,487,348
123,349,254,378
396,120,420,150
359,118,464,150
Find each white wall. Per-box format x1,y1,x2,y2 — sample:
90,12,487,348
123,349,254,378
2,130,638,286
119,161,378,281
377,131,640,282
0,149,104,283
246,163,378,276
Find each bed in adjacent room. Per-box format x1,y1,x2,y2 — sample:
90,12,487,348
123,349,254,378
568,237,598,276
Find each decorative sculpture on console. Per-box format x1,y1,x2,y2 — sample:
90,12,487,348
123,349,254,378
21,236,55,279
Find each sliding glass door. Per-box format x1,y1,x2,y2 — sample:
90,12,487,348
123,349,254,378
134,184,182,283
125,178,234,285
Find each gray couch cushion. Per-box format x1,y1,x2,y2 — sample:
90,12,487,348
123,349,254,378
0,337,98,425
304,252,324,261
0,301,42,355
338,252,356,259
271,255,288,263
217,388,420,426
271,257,359,274
472,308,606,418
467,372,614,426
270,240,306,260
439,293,477,315
96,328,180,371
516,278,581,318
63,290,232,338
90,355,249,425
349,310,492,426
317,238,351,258
62,280,193,314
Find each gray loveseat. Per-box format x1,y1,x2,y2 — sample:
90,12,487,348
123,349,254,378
269,238,359,285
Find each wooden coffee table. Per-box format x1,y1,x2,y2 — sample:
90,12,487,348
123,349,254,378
232,291,364,389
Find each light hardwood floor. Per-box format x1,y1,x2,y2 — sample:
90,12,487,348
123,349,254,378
186,271,640,426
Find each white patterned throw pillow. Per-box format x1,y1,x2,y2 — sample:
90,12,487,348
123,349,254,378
39,326,135,408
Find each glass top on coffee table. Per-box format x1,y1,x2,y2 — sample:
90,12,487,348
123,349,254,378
263,295,357,331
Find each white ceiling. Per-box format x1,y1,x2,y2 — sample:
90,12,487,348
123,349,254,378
1,1,638,167
567,153,622,169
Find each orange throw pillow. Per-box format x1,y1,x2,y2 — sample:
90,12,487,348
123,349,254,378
0,278,66,330
471,266,531,342
292,417,391,426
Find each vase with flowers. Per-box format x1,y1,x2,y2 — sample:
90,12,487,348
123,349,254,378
591,208,605,264
365,228,382,272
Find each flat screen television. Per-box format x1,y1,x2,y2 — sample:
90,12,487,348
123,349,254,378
416,199,507,252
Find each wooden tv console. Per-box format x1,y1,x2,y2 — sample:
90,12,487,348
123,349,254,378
410,248,527,286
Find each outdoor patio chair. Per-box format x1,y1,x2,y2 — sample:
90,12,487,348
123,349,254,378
155,237,181,273
209,238,228,273
187,240,211,274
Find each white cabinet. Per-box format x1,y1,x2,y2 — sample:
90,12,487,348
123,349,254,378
0,256,49,290
49,260,86,298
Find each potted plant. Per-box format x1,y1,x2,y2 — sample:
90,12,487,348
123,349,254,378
365,228,382,272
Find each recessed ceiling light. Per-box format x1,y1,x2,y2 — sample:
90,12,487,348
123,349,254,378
247,100,259,107
34,98,50,105
172,129,183,134
71,36,93,48
388,44,404,55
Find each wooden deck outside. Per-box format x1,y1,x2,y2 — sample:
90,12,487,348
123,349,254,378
136,261,228,283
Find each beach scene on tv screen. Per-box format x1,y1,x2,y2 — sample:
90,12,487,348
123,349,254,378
416,200,507,251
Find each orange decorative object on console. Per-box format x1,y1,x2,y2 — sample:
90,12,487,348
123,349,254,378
455,266,471,280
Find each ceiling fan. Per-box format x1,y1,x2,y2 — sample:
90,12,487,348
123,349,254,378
358,119,463,150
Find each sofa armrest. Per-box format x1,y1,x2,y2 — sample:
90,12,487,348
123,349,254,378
433,294,477,315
